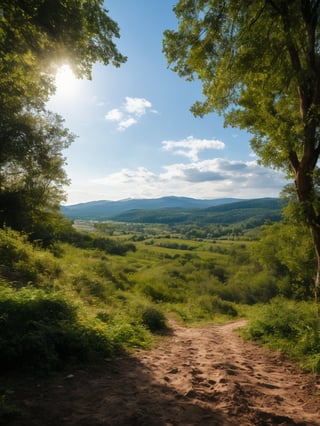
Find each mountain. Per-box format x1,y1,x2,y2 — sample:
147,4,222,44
61,196,242,220
61,196,284,227
110,198,284,226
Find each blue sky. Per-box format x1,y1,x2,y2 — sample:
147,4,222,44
47,0,286,205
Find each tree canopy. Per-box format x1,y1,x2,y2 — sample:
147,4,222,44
0,0,126,243
163,0,320,302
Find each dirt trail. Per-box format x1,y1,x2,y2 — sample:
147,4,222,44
6,320,320,425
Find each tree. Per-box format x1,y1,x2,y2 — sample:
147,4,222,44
1,0,126,80
0,0,126,241
0,111,75,243
255,221,315,299
163,1,320,305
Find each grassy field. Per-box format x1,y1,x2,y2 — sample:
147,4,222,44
0,223,319,377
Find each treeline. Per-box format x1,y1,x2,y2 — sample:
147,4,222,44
64,229,136,255
95,218,269,240
89,198,284,228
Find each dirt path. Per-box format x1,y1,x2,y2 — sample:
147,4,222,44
6,320,320,425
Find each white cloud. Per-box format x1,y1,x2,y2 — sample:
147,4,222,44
105,97,155,131
160,159,282,188
161,136,225,161
91,167,159,200
118,117,137,130
107,167,157,184
124,97,152,116
81,158,286,203
105,108,123,121
249,151,258,158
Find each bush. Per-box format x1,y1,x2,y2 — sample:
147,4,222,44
141,307,168,333
0,288,114,371
0,229,62,287
139,283,171,302
215,270,279,304
138,281,187,303
62,230,136,255
106,322,152,349
198,295,238,317
72,274,108,302
245,298,320,372
247,298,305,340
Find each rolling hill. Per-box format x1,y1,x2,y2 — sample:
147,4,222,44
61,196,240,220
61,196,284,226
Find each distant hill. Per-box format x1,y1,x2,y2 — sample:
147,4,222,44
61,196,284,226
61,196,241,220
111,198,284,226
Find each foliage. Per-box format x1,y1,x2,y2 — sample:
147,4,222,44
244,298,320,373
141,307,168,333
0,111,74,241
255,222,315,299
0,0,125,117
163,0,320,301
163,0,319,170
0,287,114,371
84,198,284,242
1,0,126,80
0,0,126,243
72,198,283,229
215,269,280,305
61,227,136,255
0,227,244,370
2,221,319,374
198,295,238,317
0,228,61,287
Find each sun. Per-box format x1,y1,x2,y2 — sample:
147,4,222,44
54,64,79,96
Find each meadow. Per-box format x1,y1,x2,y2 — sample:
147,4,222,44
0,220,319,379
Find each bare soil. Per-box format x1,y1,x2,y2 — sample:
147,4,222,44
4,320,320,426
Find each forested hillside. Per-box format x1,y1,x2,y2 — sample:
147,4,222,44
61,196,241,220
110,198,283,226
62,197,283,227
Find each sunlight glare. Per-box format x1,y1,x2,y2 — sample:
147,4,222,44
55,65,79,96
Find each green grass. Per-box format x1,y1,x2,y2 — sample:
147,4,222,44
1,226,318,374
242,298,320,373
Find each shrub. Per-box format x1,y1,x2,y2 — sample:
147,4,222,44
0,288,114,371
198,295,238,317
139,283,172,302
106,322,151,349
245,298,320,372
141,307,168,333
246,298,304,340
72,274,109,301
215,270,279,304
0,229,62,288
63,230,136,255
138,276,187,302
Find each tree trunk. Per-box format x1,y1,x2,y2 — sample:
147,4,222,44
310,224,320,316
294,164,320,313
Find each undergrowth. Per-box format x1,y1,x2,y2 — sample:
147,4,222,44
243,297,320,373
1,226,318,374
0,287,115,371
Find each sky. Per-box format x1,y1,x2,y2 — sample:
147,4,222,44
47,0,287,206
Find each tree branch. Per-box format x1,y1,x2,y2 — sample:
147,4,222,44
289,150,300,173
